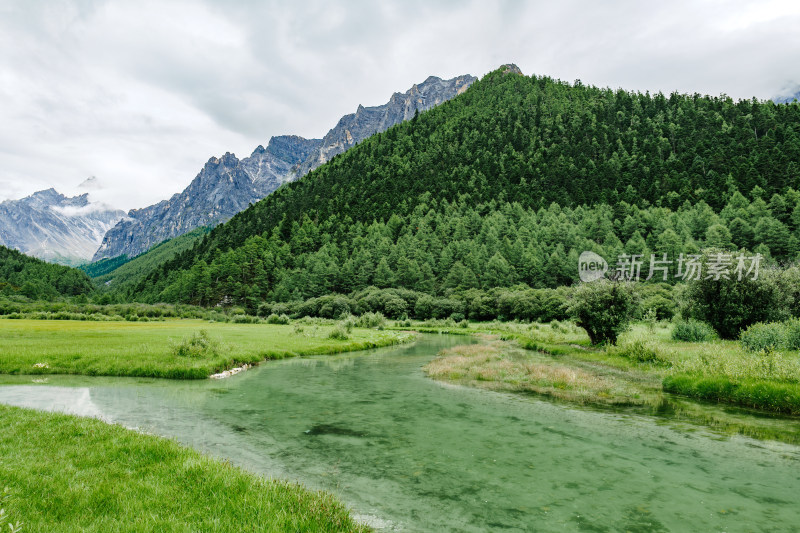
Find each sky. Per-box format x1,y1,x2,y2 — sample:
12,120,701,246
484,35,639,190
1,0,799,211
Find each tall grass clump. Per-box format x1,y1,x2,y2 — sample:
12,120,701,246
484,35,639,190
354,312,386,329
740,322,787,353
231,314,260,324
327,320,351,340
265,313,291,325
171,330,222,358
608,338,672,366
671,319,717,342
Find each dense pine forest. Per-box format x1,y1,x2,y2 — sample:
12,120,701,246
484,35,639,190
0,245,94,299
122,66,800,315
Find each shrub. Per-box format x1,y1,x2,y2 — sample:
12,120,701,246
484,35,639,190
671,319,717,342
450,312,465,323
681,250,792,339
567,280,639,345
232,314,259,324
171,330,221,358
610,339,671,366
785,319,800,351
383,297,408,319
341,315,356,333
458,319,470,329
740,322,787,353
318,296,352,319
354,312,386,329
327,324,350,340
265,313,291,325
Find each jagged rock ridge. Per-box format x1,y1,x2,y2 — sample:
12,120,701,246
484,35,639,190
92,136,320,261
93,73,476,261
0,189,125,264
291,74,476,177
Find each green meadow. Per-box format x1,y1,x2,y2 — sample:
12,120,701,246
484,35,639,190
0,319,412,379
0,405,368,533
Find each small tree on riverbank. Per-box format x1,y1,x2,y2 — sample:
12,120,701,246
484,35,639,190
678,249,792,339
567,280,639,345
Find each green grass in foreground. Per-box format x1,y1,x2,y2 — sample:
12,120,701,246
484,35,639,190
0,320,413,379
0,405,368,532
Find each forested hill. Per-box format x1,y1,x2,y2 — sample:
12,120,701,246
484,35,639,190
132,65,800,307
0,245,94,299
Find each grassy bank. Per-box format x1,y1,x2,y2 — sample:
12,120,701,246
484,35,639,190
424,342,657,405
0,319,414,379
417,320,800,415
0,405,368,532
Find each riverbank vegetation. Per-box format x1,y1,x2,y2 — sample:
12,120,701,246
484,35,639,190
0,405,368,532
0,319,412,379
422,319,800,416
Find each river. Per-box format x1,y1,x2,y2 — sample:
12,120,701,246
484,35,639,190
1,334,799,531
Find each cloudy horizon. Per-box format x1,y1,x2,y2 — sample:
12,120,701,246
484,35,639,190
1,0,799,211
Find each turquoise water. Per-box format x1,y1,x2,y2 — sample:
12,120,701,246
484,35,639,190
1,335,800,531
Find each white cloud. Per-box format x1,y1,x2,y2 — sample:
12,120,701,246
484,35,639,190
0,0,798,210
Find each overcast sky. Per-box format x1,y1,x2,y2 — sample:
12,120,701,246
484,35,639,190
1,0,799,210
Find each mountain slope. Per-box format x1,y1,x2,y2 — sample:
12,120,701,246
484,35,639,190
94,227,210,291
0,189,124,264
93,73,476,261
131,65,800,306
92,136,320,261
291,74,476,177
0,245,94,299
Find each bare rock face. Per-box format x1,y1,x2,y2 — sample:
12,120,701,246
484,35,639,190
93,73,476,262
92,137,320,261
0,189,125,264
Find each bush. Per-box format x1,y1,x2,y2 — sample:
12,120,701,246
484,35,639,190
265,313,291,325
341,315,356,333
318,296,352,319
232,314,260,324
610,339,671,366
327,324,350,340
681,250,792,339
740,322,787,353
671,319,717,342
383,297,408,319
450,312,465,322
171,330,221,358
567,280,639,345
785,319,800,351
354,312,386,329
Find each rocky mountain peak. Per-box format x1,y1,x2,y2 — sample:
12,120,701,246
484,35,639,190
92,71,475,262
500,63,523,75
0,189,124,264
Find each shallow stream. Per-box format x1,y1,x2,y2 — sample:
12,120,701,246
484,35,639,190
1,335,799,531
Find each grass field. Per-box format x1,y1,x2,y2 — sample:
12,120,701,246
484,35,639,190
0,404,368,532
0,319,413,379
